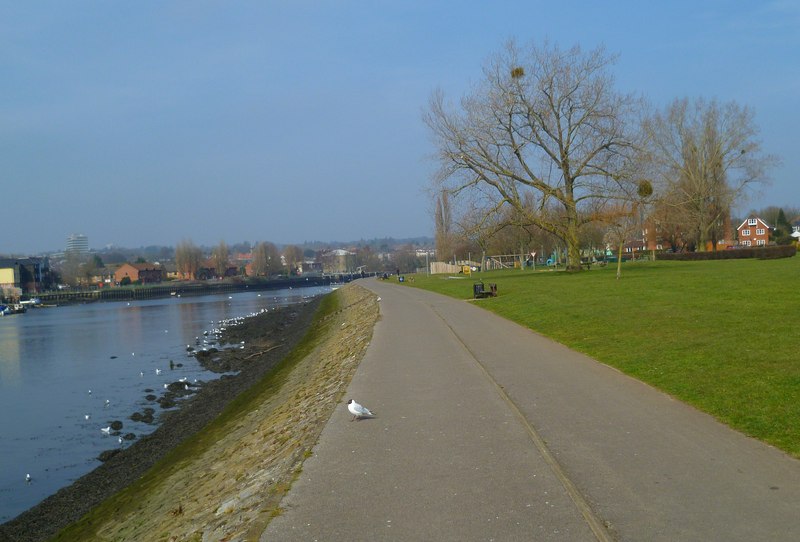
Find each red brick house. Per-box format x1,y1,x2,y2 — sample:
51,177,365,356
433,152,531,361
736,216,771,247
114,262,164,284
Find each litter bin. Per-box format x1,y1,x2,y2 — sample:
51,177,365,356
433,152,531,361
473,282,485,298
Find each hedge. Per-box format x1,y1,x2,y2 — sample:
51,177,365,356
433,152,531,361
656,245,797,261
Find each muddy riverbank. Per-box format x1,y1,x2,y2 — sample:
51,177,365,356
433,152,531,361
0,289,374,542
1,284,378,542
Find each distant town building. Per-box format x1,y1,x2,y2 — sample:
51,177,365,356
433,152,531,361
114,262,164,284
0,257,52,296
66,234,89,256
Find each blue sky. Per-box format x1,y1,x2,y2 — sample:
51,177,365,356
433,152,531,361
2,1,797,254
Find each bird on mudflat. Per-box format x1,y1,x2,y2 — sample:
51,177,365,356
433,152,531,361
347,399,375,421
25,474,32,484
101,426,111,435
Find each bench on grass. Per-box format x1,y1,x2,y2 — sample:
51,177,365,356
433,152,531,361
473,282,498,299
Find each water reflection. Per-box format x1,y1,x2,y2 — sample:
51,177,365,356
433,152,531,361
0,316,22,386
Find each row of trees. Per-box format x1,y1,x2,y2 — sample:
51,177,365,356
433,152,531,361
174,239,308,279
427,40,780,271
174,239,426,279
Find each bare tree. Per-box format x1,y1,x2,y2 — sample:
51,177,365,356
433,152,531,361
601,179,653,279
354,246,382,273
649,192,692,252
393,244,423,274
645,97,779,251
434,190,454,263
282,245,303,275
251,241,281,277
211,240,229,277
425,40,642,271
250,242,269,277
175,239,203,280
58,252,83,287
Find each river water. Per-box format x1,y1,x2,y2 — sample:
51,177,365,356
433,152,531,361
0,286,331,523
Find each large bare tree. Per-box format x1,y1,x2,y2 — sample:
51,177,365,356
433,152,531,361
175,239,202,279
425,40,642,271
251,241,281,277
433,190,454,263
282,245,303,275
645,97,779,251
211,240,230,277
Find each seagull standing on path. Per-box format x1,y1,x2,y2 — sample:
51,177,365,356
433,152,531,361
347,399,375,421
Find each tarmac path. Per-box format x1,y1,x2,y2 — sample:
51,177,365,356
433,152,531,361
262,279,800,541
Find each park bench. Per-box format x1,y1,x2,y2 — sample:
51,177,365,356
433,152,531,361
473,282,498,299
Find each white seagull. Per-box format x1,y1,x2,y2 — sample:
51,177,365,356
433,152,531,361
25,473,32,483
101,426,111,435
347,399,375,421
84,414,91,420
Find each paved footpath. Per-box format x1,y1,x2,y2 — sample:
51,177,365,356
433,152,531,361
263,279,800,541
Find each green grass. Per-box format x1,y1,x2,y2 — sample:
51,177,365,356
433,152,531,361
407,257,800,457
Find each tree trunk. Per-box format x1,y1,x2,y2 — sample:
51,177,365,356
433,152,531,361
616,242,624,280
564,202,583,271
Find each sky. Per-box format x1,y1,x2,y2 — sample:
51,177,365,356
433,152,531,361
2,1,798,254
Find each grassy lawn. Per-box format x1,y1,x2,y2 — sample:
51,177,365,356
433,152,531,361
405,257,800,457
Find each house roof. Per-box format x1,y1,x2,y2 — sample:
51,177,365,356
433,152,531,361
121,262,161,271
134,263,160,271
0,257,47,268
736,216,771,230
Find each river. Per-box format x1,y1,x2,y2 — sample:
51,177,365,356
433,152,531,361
0,286,330,523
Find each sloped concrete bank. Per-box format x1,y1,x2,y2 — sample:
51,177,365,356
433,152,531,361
0,283,379,542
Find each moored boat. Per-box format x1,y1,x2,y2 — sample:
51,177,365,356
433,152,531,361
0,303,27,315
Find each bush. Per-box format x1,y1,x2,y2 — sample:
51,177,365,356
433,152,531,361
657,245,796,261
